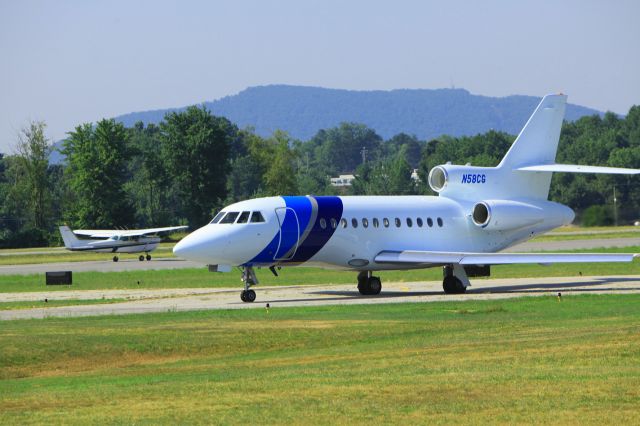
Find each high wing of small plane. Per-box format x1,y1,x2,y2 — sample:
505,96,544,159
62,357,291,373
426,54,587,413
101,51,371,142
72,226,188,239
173,93,640,303
60,225,187,262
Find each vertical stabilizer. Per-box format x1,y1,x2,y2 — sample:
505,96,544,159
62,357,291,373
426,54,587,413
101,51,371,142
499,94,567,169
59,226,81,249
496,94,567,199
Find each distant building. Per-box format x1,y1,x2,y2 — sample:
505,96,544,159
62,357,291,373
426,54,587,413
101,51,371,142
330,174,356,187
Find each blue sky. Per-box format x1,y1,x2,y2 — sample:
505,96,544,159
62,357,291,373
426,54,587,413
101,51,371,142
1,0,638,152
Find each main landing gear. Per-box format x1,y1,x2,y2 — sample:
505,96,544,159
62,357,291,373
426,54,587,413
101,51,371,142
240,266,258,303
357,271,382,295
138,254,152,261
442,265,468,294
113,256,119,262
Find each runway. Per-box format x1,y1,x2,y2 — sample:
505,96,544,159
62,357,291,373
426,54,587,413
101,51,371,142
1,237,639,276
1,275,639,320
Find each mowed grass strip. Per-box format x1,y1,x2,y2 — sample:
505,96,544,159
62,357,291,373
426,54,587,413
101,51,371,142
0,294,638,424
0,298,127,311
1,247,639,293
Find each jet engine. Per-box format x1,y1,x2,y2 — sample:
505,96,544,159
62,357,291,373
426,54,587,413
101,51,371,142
471,200,546,231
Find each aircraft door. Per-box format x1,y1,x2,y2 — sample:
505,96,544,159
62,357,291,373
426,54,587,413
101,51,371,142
274,207,300,261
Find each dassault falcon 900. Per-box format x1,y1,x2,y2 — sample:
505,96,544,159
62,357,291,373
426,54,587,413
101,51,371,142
173,94,639,302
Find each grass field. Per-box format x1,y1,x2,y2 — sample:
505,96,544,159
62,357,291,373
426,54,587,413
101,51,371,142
1,246,639,293
0,298,126,310
1,294,638,424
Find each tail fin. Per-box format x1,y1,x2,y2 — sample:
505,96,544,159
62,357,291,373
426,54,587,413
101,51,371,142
59,226,81,249
499,94,567,169
495,94,567,199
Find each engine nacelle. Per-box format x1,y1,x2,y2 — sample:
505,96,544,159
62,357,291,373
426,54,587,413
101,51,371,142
471,200,546,231
428,164,497,199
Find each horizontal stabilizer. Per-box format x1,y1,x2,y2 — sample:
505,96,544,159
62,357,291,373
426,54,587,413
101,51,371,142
375,250,637,265
517,164,640,175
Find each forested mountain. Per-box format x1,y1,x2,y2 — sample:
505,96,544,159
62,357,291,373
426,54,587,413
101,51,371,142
115,85,603,140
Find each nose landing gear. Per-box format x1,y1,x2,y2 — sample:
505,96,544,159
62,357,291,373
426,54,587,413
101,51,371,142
240,266,258,303
357,271,382,295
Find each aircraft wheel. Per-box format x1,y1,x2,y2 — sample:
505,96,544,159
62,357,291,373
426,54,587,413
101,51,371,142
139,255,144,262
113,256,119,262
357,273,382,295
443,276,466,294
146,254,151,261
241,289,256,303
368,276,382,295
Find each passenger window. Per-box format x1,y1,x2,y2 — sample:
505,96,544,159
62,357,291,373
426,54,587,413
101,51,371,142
237,211,250,224
250,211,265,223
437,217,443,227
210,212,225,224
220,212,239,224
352,218,358,228
320,218,327,229
362,218,369,228
383,218,390,228
406,218,413,227
427,218,433,227
340,218,347,228
395,218,401,227
417,218,423,227
373,218,379,228
330,218,337,229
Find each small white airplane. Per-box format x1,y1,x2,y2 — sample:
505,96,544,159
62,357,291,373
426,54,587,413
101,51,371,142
173,94,640,302
60,225,188,262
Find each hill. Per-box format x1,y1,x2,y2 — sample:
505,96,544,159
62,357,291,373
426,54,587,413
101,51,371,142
115,85,602,140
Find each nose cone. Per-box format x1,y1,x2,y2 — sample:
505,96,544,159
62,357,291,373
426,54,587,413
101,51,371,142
172,236,191,259
173,225,237,265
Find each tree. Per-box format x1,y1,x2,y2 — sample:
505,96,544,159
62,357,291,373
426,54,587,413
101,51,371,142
63,119,134,228
310,123,383,175
262,131,298,196
161,106,236,227
16,121,50,229
126,122,173,226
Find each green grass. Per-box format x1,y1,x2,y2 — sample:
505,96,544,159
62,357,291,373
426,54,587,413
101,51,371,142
0,294,638,424
1,246,639,293
0,298,127,310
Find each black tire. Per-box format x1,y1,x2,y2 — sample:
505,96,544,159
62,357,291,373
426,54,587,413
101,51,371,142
113,256,118,262
357,272,369,295
240,291,247,302
245,289,256,303
368,276,382,295
146,254,151,261
443,276,465,294
139,255,144,262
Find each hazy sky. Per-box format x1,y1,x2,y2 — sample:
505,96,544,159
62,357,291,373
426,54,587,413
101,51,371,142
1,0,638,152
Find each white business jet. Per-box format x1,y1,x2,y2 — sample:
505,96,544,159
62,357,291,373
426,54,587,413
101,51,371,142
173,94,640,302
60,225,187,262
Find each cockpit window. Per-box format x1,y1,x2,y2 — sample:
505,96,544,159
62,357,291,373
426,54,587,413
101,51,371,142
237,211,250,224
250,211,265,223
210,212,225,224
220,212,239,224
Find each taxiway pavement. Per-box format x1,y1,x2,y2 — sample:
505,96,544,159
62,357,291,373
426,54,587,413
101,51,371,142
1,275,639,320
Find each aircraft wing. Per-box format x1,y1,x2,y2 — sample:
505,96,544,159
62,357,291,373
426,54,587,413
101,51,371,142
74,226,188,239
375,250,637,265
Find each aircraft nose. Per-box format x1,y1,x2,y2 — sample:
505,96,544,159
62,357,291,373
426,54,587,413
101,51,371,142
173,226,229,264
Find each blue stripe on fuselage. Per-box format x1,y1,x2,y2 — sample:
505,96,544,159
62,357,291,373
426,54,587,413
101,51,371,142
290,196,343,263
246,196,313,265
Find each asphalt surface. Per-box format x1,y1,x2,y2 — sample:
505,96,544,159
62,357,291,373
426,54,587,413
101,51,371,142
1,275,639,320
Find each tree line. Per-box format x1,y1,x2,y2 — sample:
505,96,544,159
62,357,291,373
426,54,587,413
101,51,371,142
1,105,639,248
